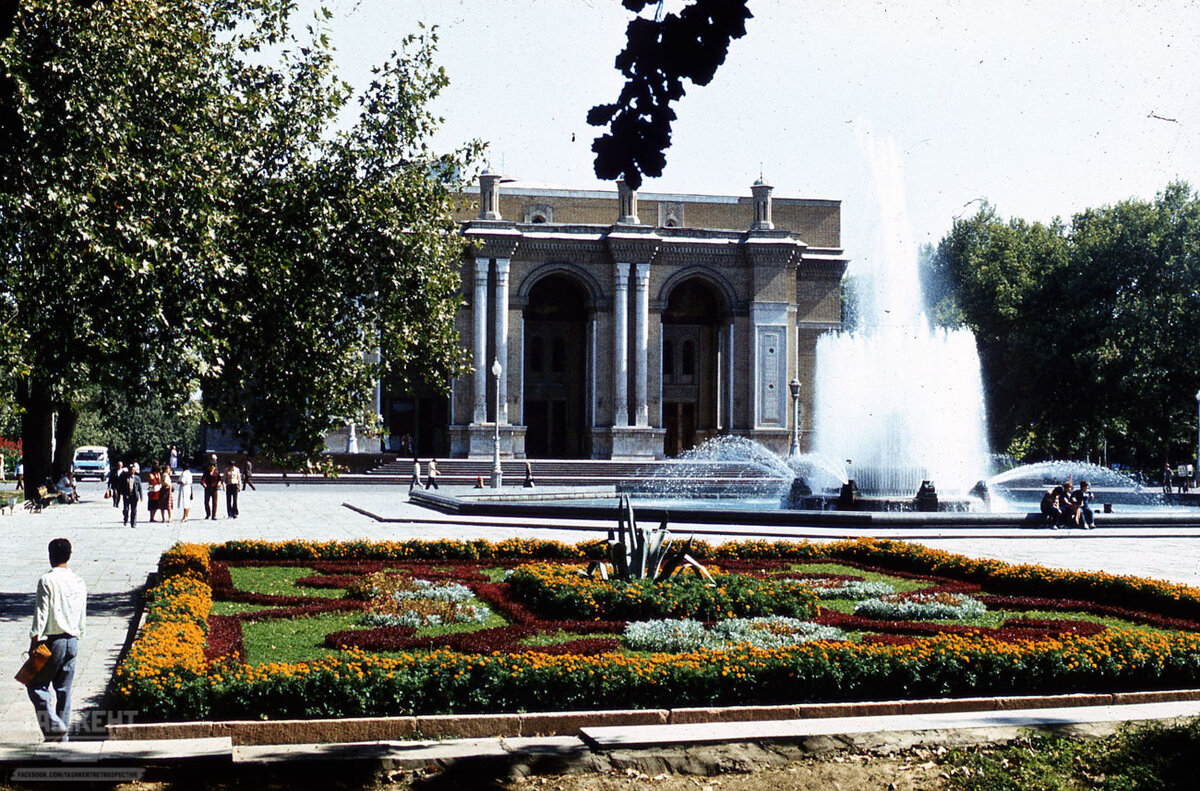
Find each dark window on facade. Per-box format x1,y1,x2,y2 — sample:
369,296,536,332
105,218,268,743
681,340,695,376
663,340,674,382
531,337,544,373
551,336,566,373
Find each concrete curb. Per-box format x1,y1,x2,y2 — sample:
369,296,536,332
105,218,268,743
11,697,1200,777
407,489,1200,529
105,688,1200,746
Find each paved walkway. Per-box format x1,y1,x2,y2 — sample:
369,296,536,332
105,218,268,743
2,480,1199,745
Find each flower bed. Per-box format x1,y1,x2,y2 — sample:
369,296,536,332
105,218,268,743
110,537,1200,722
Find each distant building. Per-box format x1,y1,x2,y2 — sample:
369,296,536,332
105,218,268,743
379,175,847,460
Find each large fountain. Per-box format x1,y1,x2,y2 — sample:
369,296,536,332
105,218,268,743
631,135,992,512
803,134,991,506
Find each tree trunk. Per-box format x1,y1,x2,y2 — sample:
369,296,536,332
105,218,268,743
17,377,53,496
52,402,79,480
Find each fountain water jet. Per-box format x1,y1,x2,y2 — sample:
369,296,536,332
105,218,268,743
810,133,990,500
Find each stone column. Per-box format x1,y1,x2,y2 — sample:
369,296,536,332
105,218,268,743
725,321,736,430
613,264,629,427
633,262,650,427
472,257,489,424
494,257,510,424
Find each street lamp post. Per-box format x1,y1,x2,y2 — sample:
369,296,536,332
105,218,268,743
788,378,802,457
1195,389,1200,489
491,359,503,488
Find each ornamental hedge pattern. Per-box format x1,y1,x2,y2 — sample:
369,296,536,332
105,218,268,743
111,538,1200,722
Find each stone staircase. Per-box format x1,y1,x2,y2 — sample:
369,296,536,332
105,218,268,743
369,458,787,490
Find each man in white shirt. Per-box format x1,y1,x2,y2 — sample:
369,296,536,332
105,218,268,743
223,460,241,518
28,538,87,742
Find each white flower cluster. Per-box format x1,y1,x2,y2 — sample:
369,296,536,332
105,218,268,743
854,593,986,621
390,580,476,603
801,579,895,600
358,603,492,629
624,617,848,652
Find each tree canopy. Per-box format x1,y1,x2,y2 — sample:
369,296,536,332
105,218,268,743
0,0,477,489
923,183,1200,468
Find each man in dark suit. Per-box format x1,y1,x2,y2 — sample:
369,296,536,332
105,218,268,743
123,463,143,528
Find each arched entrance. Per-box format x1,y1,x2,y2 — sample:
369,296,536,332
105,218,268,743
524,274,588,458
661,277,723,456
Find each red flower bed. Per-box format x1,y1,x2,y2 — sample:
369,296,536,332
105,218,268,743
223,600,366,622
998,617,1107,640
818,610,1108,643
862,634,919,646
977,594,1200,632
205,616,246,662
325,621,623,654
294,575,360,590
819,609,989,638
307,560,494,582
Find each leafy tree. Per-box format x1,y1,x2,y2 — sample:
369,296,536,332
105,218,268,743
589,0,752,189
71,385,201,465
0,1,476,491
0,0,243,491
927,184,1200,467
1067,183,1200,466
925,204,1070,456
202,29,476,458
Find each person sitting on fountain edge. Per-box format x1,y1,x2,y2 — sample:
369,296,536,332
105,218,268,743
1059,479,1081,526
1074,480,1095,528
1040,484,1067,528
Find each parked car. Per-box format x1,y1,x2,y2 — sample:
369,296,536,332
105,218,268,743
72,446,109,480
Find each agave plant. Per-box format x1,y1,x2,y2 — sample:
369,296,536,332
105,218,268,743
584,495,712,583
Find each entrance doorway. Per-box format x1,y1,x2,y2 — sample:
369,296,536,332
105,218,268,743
524,274,589,458
384,392,449,457
661,277,723,457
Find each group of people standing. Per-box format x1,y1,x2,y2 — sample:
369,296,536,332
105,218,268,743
107,451,254,527
1040,479,1096,529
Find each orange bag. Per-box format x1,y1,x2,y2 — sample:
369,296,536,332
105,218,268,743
15,643,52,685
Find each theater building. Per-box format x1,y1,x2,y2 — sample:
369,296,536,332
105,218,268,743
383,174,847,460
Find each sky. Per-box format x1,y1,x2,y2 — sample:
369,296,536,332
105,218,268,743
298,0,1200,272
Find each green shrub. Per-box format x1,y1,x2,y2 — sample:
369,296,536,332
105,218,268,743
508,563,819,621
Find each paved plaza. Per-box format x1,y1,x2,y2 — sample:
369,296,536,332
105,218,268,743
2,479,1200,746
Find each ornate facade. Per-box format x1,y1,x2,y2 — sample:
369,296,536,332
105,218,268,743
384,175,847,460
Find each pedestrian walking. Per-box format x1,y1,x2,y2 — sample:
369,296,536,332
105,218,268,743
147,464,162,522
160,469,173,522
424,459,440,490
201,462,221,520
16,458,23,490
107,461,123,509
25,538,86,742
408,457,422,492
123,463,143,528
168,445,178,473
224,459,241,518
176,465,194,522
241,454,255,491
524,460,535,488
